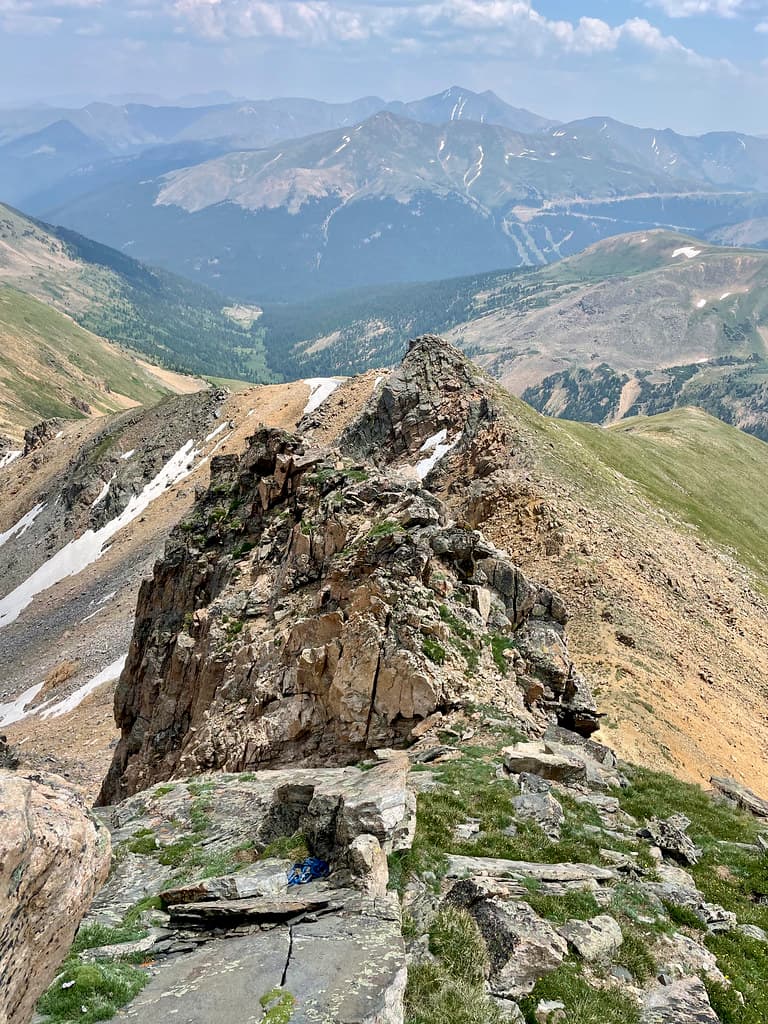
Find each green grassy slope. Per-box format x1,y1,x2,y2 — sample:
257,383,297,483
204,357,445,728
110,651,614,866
510,396,768,580
0,203,275,382
0,284,169,438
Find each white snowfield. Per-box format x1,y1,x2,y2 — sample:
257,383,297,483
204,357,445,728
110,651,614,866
39,655,128,719
0,682,44,728
416,429,461,480
0,440,201,631
0,450,22,471
303,378,342,416
672,246,701,259
0,654,128,726
0,502,45,550
696,299,707,309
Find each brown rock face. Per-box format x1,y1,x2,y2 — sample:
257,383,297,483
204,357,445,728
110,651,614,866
99,418,595,804
0,771,111,1024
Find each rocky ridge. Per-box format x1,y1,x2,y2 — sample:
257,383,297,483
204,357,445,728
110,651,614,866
10,335,768,1024
99,406,596,802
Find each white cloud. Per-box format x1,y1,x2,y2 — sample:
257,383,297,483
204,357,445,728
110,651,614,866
166,0,733,70
648,0,745,15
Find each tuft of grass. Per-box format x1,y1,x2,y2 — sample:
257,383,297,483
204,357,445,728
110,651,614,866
36,962,148,1024
613,930,657,983
519,963,642,1024
428,908,488,987
406,908,509,1024
260,988,296,1024
422,637,447,665
259,833,310,863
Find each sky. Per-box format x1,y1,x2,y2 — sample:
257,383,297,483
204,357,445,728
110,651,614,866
0,0,766,134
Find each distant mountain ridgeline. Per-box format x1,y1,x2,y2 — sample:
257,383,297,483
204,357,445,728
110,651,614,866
27,103,768,304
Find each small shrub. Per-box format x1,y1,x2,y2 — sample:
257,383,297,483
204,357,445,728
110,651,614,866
422,637,447,665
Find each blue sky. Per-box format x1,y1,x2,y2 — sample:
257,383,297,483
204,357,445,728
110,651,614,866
0,0,765,133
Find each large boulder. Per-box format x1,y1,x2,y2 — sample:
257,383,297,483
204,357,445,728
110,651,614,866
0,771,111,1024
710,776,768,818
445,881,568,998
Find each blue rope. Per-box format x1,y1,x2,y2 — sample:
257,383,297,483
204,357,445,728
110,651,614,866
287,856,331,886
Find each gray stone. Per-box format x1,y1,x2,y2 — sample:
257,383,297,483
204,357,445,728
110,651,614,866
512,793,564,839
610,965,634,984
536,1000,566,1024
166,892,338,928
285,911,406,1024
453,819,482,842
503,743,587,785
642,976,720,1024
647,883,737,933
445,856,616,887
656,932,726,985
710,777,768,818
114,931,291,1022
638,815,701,866
447,888,567,999
348,834,389,898
518,773,552,795
558,914,623,961
158,860,292,907
737,923,768,942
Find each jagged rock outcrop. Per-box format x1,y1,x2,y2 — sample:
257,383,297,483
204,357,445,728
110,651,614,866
0,735,19,769
99,411,596,803
23,417,63,455
0,771,110,1024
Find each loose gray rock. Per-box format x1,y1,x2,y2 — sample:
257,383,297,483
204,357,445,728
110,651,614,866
512,792,564,839
558,914,623,961
502,742,587,785
450,891,568,999
638,815,701,866
710,776,768,819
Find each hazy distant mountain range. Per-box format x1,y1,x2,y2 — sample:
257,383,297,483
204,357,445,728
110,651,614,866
2,85,768,303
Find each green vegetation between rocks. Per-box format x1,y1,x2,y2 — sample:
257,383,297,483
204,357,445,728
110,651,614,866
400,725,768,1024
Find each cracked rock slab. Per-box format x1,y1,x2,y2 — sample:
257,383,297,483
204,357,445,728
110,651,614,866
284,913,406,1023
641,976,720,1024
114,931,291,1022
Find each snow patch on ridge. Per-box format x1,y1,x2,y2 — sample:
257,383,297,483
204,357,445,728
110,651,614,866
0,682,44,727
0,441,201,630
303,378,342,416
0,503,45,550
0,450,21,471
39,655,128,719
416,429,461,480
672,246,701,259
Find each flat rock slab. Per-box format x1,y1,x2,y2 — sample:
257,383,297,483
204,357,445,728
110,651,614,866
114,931,290,1022
167,893,336,927
642,976,720,1024
285,914,406,1023
159,860,292,907
446,856,615,886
